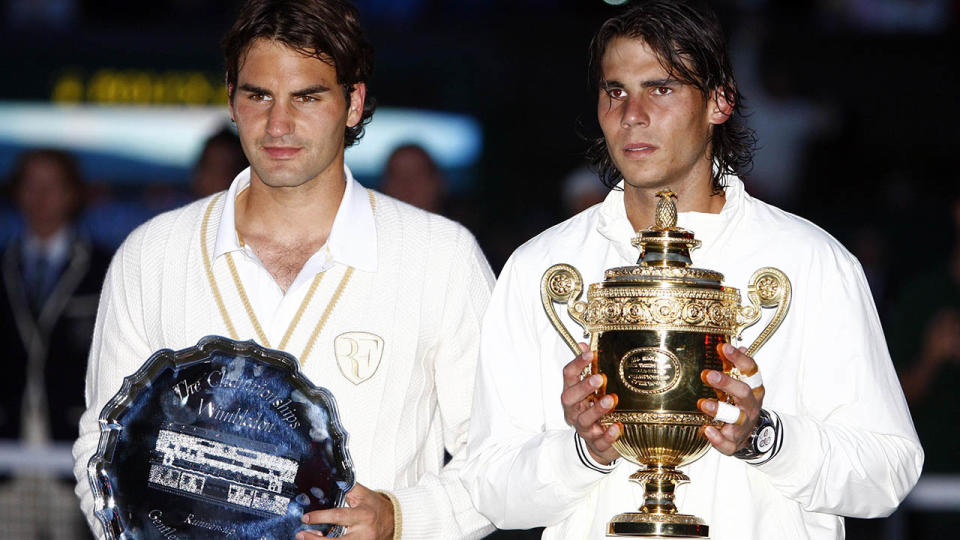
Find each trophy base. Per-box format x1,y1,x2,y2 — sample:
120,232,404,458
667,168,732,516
607,512,709,538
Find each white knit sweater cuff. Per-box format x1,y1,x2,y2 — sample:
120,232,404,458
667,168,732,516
376,490,402,540
390,485,438,538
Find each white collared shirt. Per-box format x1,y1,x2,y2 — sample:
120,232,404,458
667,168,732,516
212,166,377,345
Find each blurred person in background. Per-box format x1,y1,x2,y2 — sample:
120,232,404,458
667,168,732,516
889,190,960,537
0,148,107,539
72,0,495,538
380,143,446,213
191,125,249,198
561,164,610,216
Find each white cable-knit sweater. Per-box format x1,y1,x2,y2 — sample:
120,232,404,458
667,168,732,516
72,171,496,538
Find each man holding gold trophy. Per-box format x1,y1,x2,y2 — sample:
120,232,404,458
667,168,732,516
462,1,922,538
72,1,496,538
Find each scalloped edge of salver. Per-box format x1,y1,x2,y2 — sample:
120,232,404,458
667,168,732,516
87,335,356,539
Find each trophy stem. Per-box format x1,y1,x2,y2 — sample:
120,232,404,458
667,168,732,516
607,465,709,537
632,465,686,515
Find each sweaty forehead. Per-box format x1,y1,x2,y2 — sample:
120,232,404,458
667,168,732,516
600,35,702,88
237,38,337,82
601,37,668,78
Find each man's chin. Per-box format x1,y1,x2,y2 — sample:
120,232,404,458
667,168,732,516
255,173,311,189
620,175,672,191
252,164,310,188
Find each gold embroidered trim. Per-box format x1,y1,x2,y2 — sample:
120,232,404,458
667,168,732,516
376,490,402,540
299,267,353,365
225,251,271,346
280,270,324,349
224,251,326,350
201,193,239,339
199,186,377,365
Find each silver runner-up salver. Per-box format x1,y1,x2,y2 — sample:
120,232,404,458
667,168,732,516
87,336,355,539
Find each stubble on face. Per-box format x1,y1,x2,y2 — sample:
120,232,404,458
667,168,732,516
230,39,356,193
597,37,716,195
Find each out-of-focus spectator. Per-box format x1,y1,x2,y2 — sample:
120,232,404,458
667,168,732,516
822,0,952,33
191,125,248,198
561,164,609,217
381,143,446,213
0,148,106,539
891,193,960,451
5,0,76,30
731,25,835,208
78,182,166,252
889,192,960,537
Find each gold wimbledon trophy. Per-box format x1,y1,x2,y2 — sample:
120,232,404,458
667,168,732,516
541,190,791,537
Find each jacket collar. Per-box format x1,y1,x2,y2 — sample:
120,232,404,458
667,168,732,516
595,176,746,263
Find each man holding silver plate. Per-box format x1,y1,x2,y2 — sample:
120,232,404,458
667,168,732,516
462,1,922,538
72,1,495,538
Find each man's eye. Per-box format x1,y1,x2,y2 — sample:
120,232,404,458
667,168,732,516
654,86,672,96
606,88,627,99
296,95,318,103
248,93,270,102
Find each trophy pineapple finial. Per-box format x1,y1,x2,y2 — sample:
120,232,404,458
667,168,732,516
632,189,699,267
654,189,678,231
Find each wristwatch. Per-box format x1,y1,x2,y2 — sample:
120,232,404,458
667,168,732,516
733,409,776,461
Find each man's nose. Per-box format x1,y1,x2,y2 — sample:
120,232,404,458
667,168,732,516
621,95,650,128
266,101,295,137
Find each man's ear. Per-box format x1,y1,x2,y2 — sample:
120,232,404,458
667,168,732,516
709,88,734,125
227,83,236,122
346,82,367,128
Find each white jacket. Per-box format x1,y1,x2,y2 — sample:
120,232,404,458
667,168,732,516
462,177,923,539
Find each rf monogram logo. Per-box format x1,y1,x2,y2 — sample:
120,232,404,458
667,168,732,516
334,332,384,384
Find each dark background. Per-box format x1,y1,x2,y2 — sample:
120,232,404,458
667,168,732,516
2,0,958,272
1,1,958,539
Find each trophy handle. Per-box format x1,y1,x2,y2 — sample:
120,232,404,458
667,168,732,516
734,267,792,358
541,264,589,356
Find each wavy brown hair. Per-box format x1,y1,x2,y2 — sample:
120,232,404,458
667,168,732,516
223,0,375,147
587,0,755,192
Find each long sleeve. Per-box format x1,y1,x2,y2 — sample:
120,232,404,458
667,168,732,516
462,252,613,530
755,247,923,517
72,227,154,538
390,231,496,538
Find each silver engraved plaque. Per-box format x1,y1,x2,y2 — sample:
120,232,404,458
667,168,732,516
87,336,355,538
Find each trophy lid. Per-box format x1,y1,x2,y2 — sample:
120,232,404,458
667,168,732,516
605,190,724,287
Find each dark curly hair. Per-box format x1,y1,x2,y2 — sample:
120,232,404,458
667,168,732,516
223,0,376,147
587,0,755,193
